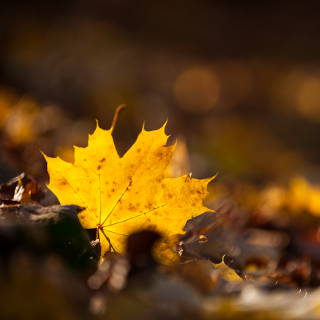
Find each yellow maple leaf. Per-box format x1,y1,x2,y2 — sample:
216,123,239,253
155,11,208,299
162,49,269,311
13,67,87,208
43,121,213,259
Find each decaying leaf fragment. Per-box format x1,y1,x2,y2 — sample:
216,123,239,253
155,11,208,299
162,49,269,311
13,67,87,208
44,121,213,260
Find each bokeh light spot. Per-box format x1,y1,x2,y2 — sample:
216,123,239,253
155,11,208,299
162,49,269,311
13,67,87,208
296,75,320,120
173,67,220,113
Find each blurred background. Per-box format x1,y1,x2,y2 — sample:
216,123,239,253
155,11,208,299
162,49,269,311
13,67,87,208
3,3,320,318
1,0,320,189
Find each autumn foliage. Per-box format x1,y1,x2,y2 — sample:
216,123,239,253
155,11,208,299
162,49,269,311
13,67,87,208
1,106,320,320
44,121,213,260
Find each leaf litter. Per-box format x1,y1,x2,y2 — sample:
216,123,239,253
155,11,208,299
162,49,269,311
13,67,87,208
0,108,320,319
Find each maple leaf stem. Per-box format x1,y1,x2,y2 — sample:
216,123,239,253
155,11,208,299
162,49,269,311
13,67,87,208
100,228,116,252
110,104,126,133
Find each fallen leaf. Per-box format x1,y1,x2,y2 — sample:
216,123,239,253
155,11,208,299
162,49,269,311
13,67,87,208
43,121,213,259
0,172,58,206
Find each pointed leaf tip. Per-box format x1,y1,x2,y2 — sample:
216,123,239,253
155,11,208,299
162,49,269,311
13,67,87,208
162,119,169,130
95,119,102,131
41,151,54,161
